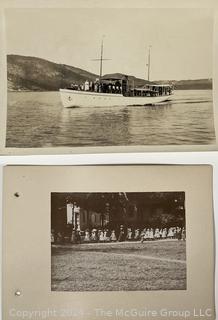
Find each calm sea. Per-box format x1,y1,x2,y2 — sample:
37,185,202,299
6,90,216,147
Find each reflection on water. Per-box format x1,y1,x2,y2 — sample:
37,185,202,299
6,90,216,147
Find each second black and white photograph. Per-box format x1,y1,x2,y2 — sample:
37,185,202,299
51,192,186,292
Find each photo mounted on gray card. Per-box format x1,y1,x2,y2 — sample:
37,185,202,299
1,6,216,153
51,192,186,292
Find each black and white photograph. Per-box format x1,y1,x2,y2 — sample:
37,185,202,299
51,192,186,292
3,7,216,151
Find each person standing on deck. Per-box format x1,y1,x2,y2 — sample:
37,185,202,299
89,81,93,91
84,80,89,91
94,79,99,92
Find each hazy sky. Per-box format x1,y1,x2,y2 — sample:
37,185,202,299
5,8,213,80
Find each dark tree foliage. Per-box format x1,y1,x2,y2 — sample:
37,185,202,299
51,192,185,232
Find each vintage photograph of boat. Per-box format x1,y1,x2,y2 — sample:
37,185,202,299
5,8,216,148
51,192,186,291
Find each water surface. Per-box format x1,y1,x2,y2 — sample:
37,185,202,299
6,90,216,147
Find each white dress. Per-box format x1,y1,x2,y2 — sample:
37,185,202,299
149,229,154,240
99,231,104,242
134,229,140,240
168,228,174,238
111,230,117,241
91,230,97,241
154,229,160,239
84,230,90,242
127,229,133,240
162,229,167,238
84,80,89,91
144,229,150,239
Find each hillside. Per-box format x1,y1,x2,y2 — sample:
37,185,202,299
174,79,212,90
7,54,97,91
7,54,212,91
156,78,212,90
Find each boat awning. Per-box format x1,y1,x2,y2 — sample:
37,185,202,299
148,84,172,87
101,78,123,81
133,88,151,91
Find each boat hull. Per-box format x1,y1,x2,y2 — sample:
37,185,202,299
59,89,172,108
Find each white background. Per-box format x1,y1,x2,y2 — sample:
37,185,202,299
0,152,217,319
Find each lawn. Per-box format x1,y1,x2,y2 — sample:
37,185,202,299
51,240,186,292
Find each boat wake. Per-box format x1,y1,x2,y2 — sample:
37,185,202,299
157,98,212,106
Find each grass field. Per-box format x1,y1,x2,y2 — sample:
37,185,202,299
51,240,186,292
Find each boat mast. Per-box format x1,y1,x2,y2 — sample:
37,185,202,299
92,36,111,83
147,45,152,81
99,38,104,82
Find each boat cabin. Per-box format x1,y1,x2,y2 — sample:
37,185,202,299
67,76,173,97
130,84,173,97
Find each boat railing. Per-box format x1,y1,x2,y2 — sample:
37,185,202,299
66,80,173,97
67,79,123,94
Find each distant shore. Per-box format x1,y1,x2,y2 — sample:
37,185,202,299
7,54,212,92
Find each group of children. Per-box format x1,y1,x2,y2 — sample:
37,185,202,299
51,225,186,244
140,227,186,242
